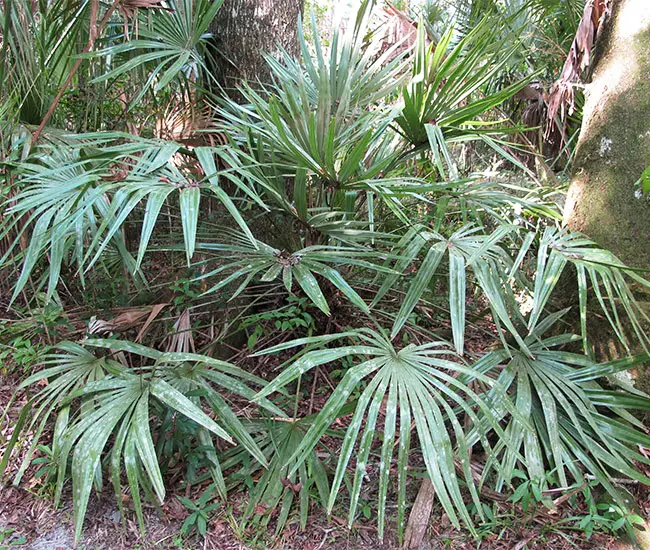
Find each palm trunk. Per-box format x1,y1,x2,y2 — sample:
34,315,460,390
209,0,304,96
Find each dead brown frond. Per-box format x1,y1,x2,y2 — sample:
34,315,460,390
87,303,166,338
155,97,214,142
118,0,170,41
164,308,195,353
546,0,611,142
118,0,170,19
154,96,231,151
380,1,419,58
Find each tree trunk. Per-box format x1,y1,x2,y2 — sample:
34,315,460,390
563,0,650,269
209,0,304,95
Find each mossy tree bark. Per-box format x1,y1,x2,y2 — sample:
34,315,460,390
564,9,650,543
209,0,304,96
563,0,650,269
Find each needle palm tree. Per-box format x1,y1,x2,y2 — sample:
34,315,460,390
2,0,650,544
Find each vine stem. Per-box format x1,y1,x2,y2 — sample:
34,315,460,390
293,374,302,421
32,0,119,144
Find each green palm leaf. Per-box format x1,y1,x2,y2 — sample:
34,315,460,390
474,313,650,511
199,236,381,315
253,329,522,539
92,0,224,103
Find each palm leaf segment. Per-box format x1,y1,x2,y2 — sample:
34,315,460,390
529,228,650,353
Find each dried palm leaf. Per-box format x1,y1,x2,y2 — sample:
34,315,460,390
119,0,170,19
546,0,611,142
380,2,420,58
164,308,195,353
155,98,214,142
87,304,166,335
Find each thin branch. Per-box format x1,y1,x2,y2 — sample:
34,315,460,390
32,0,120,143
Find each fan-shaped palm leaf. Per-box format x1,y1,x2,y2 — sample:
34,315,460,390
252,329,523,539
2,338,279,541
0,134,260,300
396,19,530,149
472,312,650,512
199,233,388,315
374,224,525,355
92,0,224,104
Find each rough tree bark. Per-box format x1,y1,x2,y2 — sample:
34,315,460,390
563,0,650,268
209,0,304,95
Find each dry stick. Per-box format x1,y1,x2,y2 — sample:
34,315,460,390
403,477,436,549
32,0,120,144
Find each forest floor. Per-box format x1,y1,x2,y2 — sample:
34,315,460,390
0,301,648,549
0,478,636,550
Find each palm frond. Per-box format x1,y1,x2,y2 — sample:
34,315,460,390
253,329,522,539
92,0,224,104
472,313,650,512
0,134,260,300
395,18,530,150
2,338,279,540
199,235,386,315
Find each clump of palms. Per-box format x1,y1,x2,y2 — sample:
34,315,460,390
1,0,649,545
